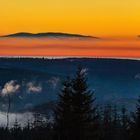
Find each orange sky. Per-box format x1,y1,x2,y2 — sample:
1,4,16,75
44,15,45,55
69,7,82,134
0,0,140,57
0,37,140,57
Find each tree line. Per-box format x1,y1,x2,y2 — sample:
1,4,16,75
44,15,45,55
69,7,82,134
0,67,140,140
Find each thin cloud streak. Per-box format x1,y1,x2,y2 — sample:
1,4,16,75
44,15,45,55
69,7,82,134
0,37,140,57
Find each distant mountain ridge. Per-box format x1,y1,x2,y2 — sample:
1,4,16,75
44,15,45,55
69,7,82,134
0,57,139,113
1,32,98,39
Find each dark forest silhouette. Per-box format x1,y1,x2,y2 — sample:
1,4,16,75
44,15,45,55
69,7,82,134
0,67,139,140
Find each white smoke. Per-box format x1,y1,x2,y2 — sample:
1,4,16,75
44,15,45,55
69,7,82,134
1,80,20,96
80,68,88,75
135,73,140,80
47,77,60,89
26,82,42,93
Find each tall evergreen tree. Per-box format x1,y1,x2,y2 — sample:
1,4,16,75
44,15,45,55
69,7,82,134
102,105,113,140
130,96,140,140
120,106,129,140
11,118,22,140
54,77,73,140
55,68,98,140
71,67,98,140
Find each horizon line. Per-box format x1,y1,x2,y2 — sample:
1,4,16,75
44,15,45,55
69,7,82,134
0,56,140,61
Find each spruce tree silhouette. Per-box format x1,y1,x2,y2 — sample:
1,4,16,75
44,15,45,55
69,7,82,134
130,96,140,140
55,67,98,140
71,67,98,140
121,106,129,140
54,77,73,140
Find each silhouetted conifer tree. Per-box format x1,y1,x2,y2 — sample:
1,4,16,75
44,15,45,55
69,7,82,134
120,106,129,140
102,105,113,140
11,118,22,140
130,96,140,140
54,77,73,140
112,105,122,140
71,67,98,140
55,68,99,140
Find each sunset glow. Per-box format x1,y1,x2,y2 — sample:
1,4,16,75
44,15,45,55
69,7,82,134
0,0,140,57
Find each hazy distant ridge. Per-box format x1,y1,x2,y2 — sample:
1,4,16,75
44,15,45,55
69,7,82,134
1,32,98,38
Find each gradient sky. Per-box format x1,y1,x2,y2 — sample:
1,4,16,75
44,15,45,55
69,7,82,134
1,0,140,36
0,0,140,57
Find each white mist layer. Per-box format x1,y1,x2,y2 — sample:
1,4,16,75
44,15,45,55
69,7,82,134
0,112,34,128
